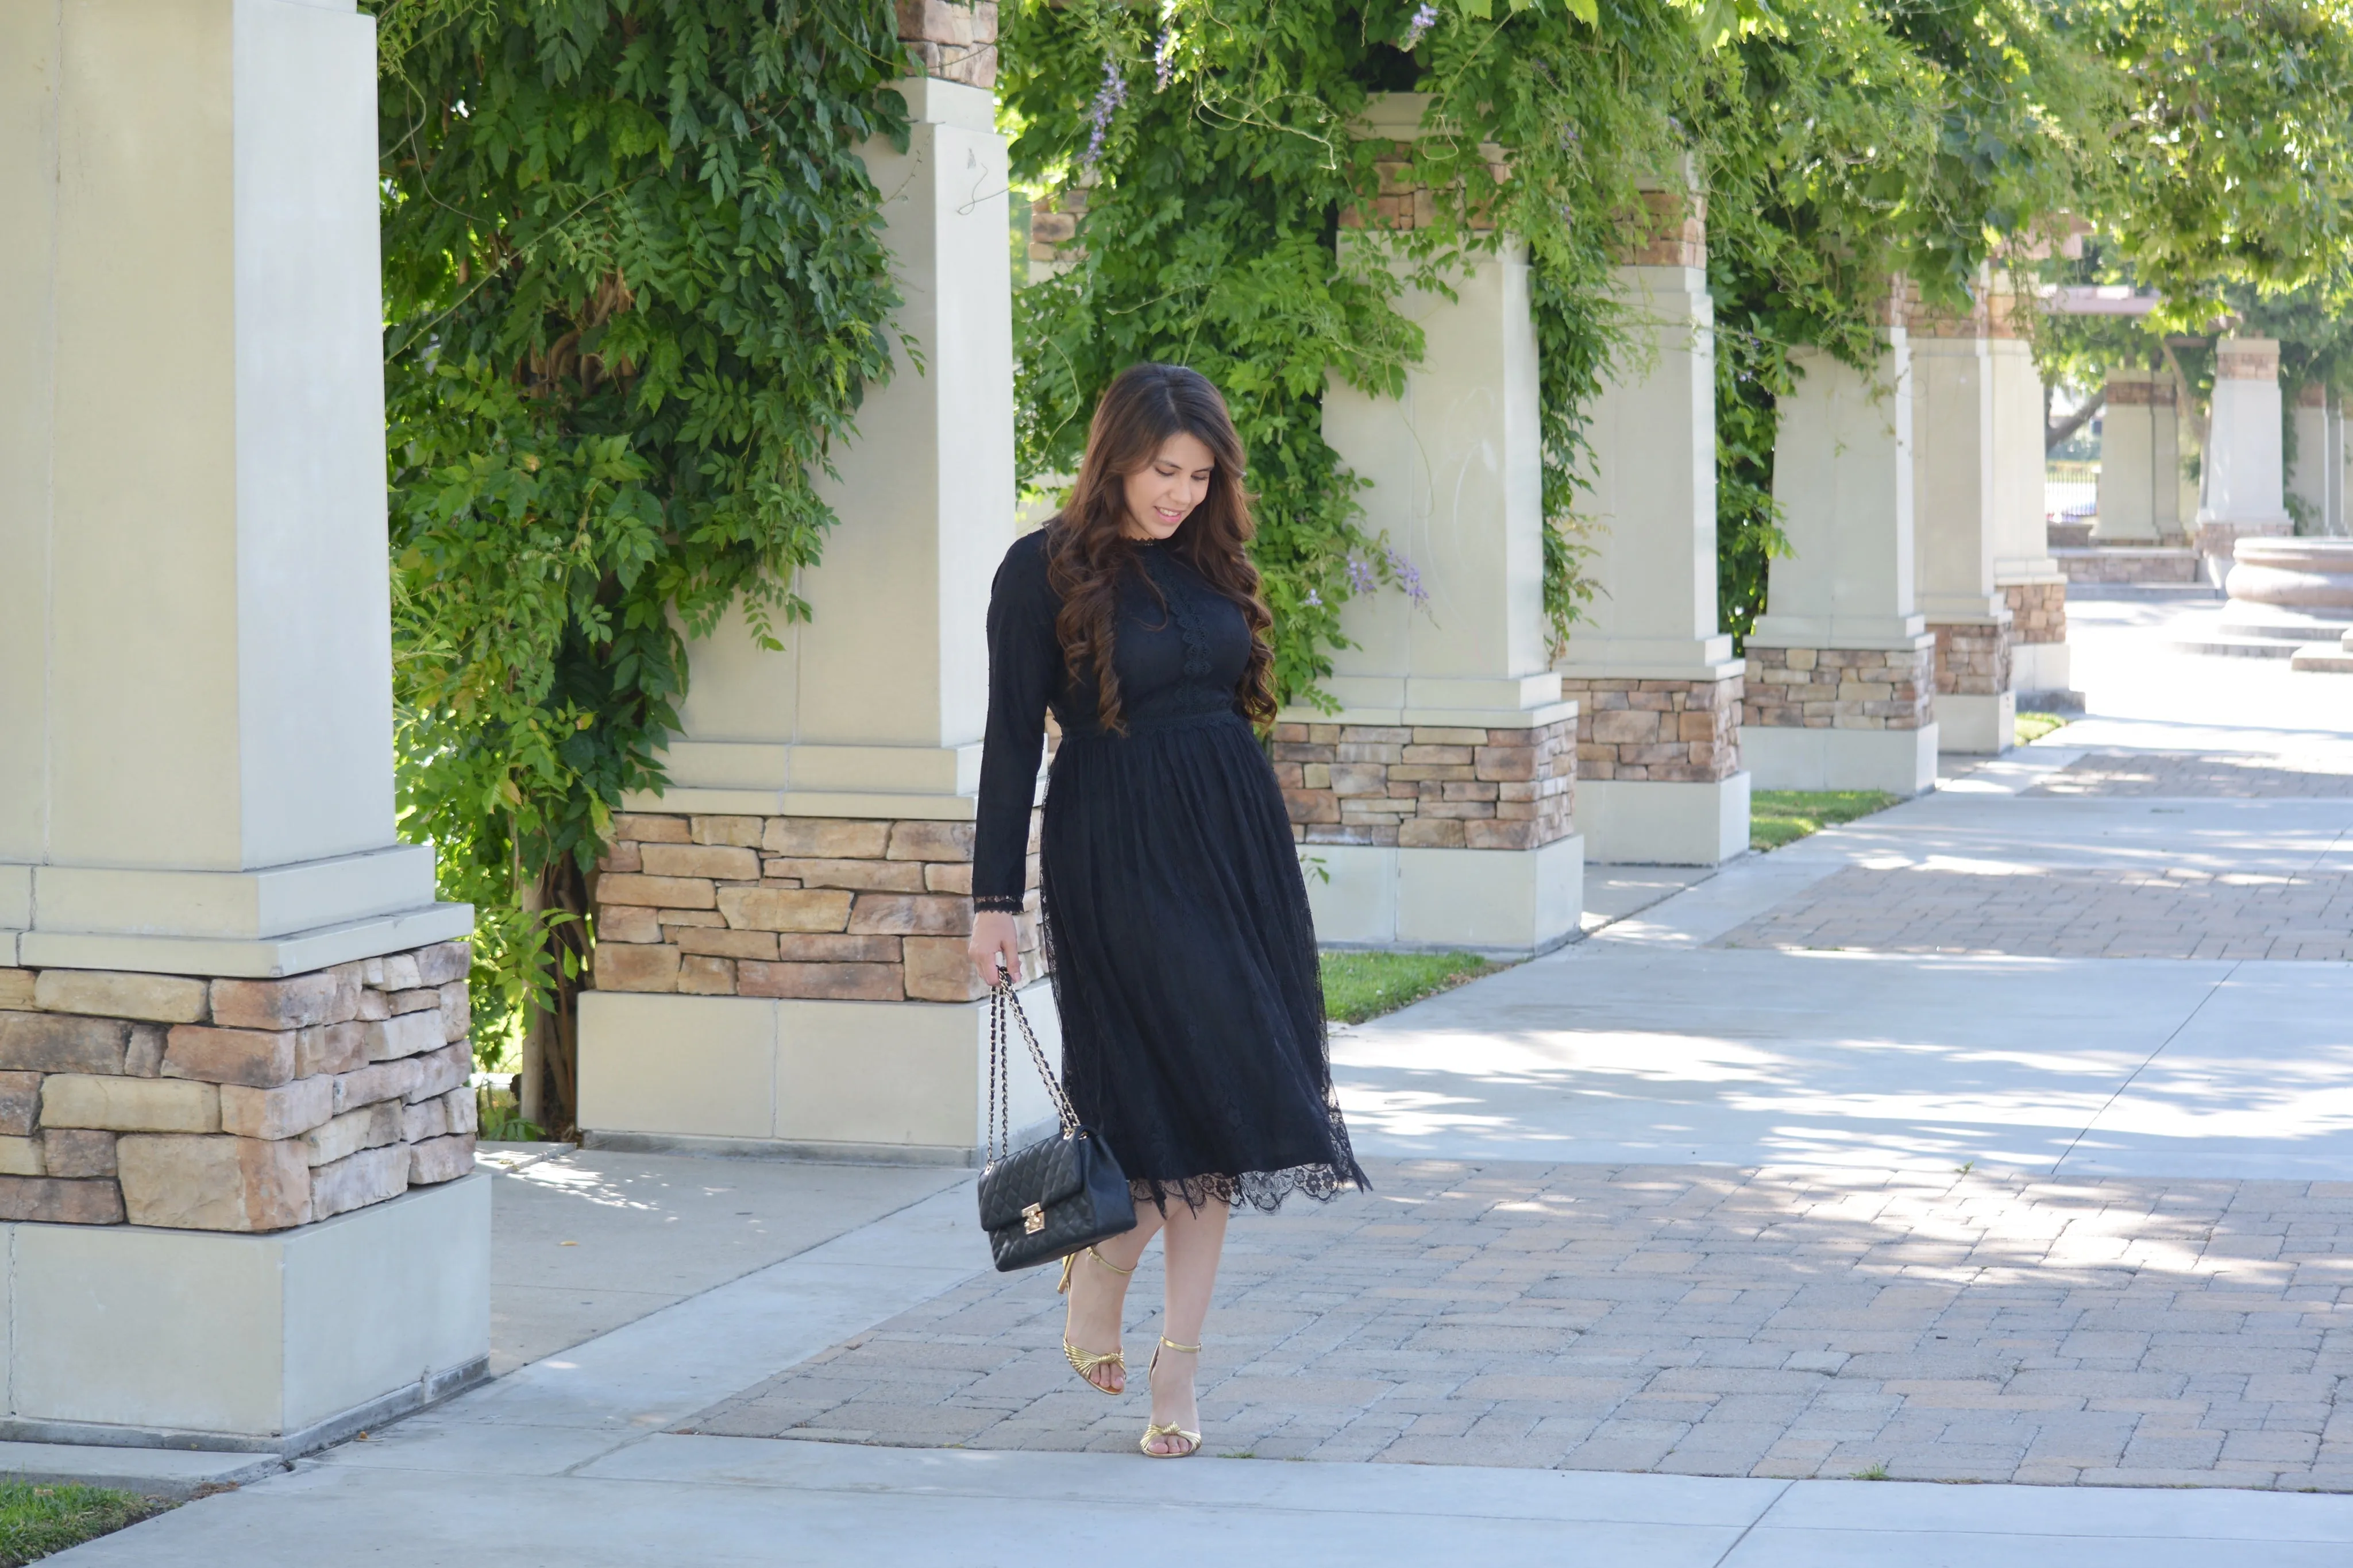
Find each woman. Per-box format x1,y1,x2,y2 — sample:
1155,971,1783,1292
967,363,1368,1459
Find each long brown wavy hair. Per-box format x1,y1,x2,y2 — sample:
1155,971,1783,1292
1046,364,1278,735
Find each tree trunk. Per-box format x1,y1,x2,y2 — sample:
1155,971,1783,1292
2045,388,2105,454
518,870,547,1129
518,856,593,1138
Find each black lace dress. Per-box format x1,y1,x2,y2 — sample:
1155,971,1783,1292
973,526,1368,1213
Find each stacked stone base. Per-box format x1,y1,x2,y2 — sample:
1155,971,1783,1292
898,0,997,88
1742,645,1935,732
1558,677,1741,782
1272,719,1576,850
2003,581,2067,648
593,813,1042,1005
0,943,476,1233
1930,622,2013,698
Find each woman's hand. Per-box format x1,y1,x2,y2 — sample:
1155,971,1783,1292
969,911,1023,987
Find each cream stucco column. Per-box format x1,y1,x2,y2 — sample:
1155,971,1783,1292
0,0,486,1453
1986,285,2073,702
575,67,1063,1161
2288,381,2334,535
2197,336,2292,585
1,2,465,977
1285,99,1580,954
1741,299,1940,794
1556,186,1749,864
1909,287,2015,755
2093,369,2169,544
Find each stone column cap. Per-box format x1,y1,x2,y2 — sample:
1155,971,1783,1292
1746,615,1934,653
1554,652,1745,685
1274,700,1580,731
1918,595,2015,627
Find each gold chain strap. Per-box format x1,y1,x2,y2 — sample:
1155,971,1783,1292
986,965,1080,1168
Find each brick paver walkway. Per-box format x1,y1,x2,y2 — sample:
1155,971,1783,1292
684,1158,2353,1489
1715,864,2353,960
2027,751,2353,799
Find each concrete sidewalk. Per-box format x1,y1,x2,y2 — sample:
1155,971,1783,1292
43,1184,2353,1566
34,594,2353,1563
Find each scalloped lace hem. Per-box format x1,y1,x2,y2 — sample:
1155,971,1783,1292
1130,1158,1369,1217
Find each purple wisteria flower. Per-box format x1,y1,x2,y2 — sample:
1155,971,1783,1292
1399,3,1440,50
1384,547,1429,605
1155,28,1177,91
1346,556,1379,596
1304,588,1324,609
1081,57,1127,171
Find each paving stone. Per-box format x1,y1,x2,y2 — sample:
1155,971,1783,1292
671,1157,2353,1490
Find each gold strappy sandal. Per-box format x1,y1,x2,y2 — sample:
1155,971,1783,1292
1140,1336,1202,1458
1058,1246,1135,1395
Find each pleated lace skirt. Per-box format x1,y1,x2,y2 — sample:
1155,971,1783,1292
1039,708,1368,1214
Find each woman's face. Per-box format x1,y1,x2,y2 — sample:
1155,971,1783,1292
1120,431,1217,540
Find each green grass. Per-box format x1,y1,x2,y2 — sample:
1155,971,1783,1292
1320,950,1498,1024
1749,790,1902,852
1851,1463,1891,1481
2015,710,2072,746
0,1481,166,1566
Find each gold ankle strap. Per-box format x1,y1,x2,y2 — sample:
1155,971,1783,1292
1158,1336,1201,1354
1087,1246,1137,1276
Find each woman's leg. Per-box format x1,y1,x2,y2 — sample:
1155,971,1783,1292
1064,1207,1162,1394
1146,1198,1228,1453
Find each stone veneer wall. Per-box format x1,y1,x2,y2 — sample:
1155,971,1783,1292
1336,144,1510,234
1930,623,2013,698
1556,677,1741,782
2003,582,2067,646
1272,720,1576,849
2055,549,2201,585
898,1,996,87
592,813,1044,1005
1742,646,1935,731
0,942,476,1232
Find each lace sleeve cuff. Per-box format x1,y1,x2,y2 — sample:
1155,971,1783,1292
973,894,1024,914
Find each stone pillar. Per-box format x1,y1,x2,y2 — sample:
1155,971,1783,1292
2197,336,2291,585
1556,181,1749,864
2289,381,2332,534
1742,295,1939,794
1293,97,1580,954
1986,283,2073,703
2093,369,2170,543
1908,284,2015,754
575,45,1063,1160
0,0,486,1450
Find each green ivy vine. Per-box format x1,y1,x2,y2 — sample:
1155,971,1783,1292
1000,1,1706,702
371,0,910,1125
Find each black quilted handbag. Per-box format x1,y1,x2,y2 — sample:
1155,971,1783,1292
975,972,1136,1272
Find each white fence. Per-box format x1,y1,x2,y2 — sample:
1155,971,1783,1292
2045,459,2098,527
